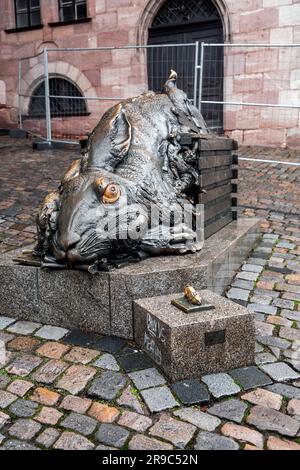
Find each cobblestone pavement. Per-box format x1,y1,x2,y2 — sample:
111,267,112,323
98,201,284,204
0,137,300,450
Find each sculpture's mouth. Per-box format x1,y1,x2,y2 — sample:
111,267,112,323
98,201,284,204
51,232,112,265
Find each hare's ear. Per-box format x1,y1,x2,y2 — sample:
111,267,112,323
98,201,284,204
110,104,132,160
61,159,81,185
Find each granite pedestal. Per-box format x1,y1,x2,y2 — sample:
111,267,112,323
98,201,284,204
0,219,259,340
134,290,255,382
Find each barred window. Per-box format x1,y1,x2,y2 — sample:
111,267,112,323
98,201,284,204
29,77,88,118
15,0,41,28
59,0,87,22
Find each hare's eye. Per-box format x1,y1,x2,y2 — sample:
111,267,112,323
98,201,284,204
103,183,121,204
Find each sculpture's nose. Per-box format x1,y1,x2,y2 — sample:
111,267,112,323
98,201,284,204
58,232,81,253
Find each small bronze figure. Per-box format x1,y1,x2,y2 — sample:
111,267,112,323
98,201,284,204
184,286,202,305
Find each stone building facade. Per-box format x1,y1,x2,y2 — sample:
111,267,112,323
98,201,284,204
0,0,299,147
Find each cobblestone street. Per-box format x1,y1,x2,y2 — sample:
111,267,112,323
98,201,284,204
0,137,300,450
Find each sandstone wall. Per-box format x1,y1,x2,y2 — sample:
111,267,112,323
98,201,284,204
0,0,299,147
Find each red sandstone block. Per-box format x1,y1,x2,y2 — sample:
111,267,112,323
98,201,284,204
95,12,118,31
243,128,286,147
240,8,279,33
230,0,263,13
73,22,94,34
261,108,299,129
84,69,101,87
294,26,300,42
263,70,290,93
270,26,293,43
97,31,129,47
0,108,12,127
225,53,246,76
43,27,53,42
279,3,300,27
106,0,134,10
236,108,261,130
117,7,140,28
233,73,263,94
223,110,237,130
112,49,134,67
101,66,132,87
93,0,105,15
278,48,300,72
287,128,300,148
264,0,293,5
226,130,244,145
234,29,270,43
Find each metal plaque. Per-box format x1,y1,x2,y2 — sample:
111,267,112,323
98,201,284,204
205,330,226,346
171,297,215,314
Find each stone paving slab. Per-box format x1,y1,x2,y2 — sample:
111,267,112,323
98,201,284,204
0,141,300,450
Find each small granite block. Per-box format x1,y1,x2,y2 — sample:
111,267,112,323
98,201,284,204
260,362,300,382
194,432,239,450
202,373,240,398
266,384,300,400
173,408,221,431
88,371,127,401
34,325,68,340
63,329,101,348
117,352,154,372
171,379,210,405
141,386,178,412
96,336,126,354
128,368,166,390
9,399,38,418
0,439,39,450
0,316,15,330
61,412,97,436
227,288,250,302
208,399,248,424
93,354,120,371
96,423,130,449
134,289,255,382
7,321,41,336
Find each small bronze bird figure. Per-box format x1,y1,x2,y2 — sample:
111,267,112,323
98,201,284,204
163,69,207,132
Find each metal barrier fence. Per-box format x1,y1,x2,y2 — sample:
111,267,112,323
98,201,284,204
18,42,300,149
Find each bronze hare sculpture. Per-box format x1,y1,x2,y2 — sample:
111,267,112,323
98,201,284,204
27,71,209,272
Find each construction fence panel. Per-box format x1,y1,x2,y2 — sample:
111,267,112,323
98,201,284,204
18,43,300,149
201,43,300,148
40,44,197,143
19,51,47,140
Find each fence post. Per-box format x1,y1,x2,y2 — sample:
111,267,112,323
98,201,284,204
198,42,205,112
18,59,23,130
193,41,200,107
43,48,52,144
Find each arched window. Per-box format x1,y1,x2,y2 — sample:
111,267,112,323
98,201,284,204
152,0,220,28
29,77,88,117
148,0,224,133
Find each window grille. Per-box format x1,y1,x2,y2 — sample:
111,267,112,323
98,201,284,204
152,0,219,27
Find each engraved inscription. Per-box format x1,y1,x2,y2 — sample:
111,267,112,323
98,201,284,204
147,314,166,343
144,332,162,365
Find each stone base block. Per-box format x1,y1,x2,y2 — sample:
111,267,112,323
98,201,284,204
134,290,255,382
0,219,259,340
